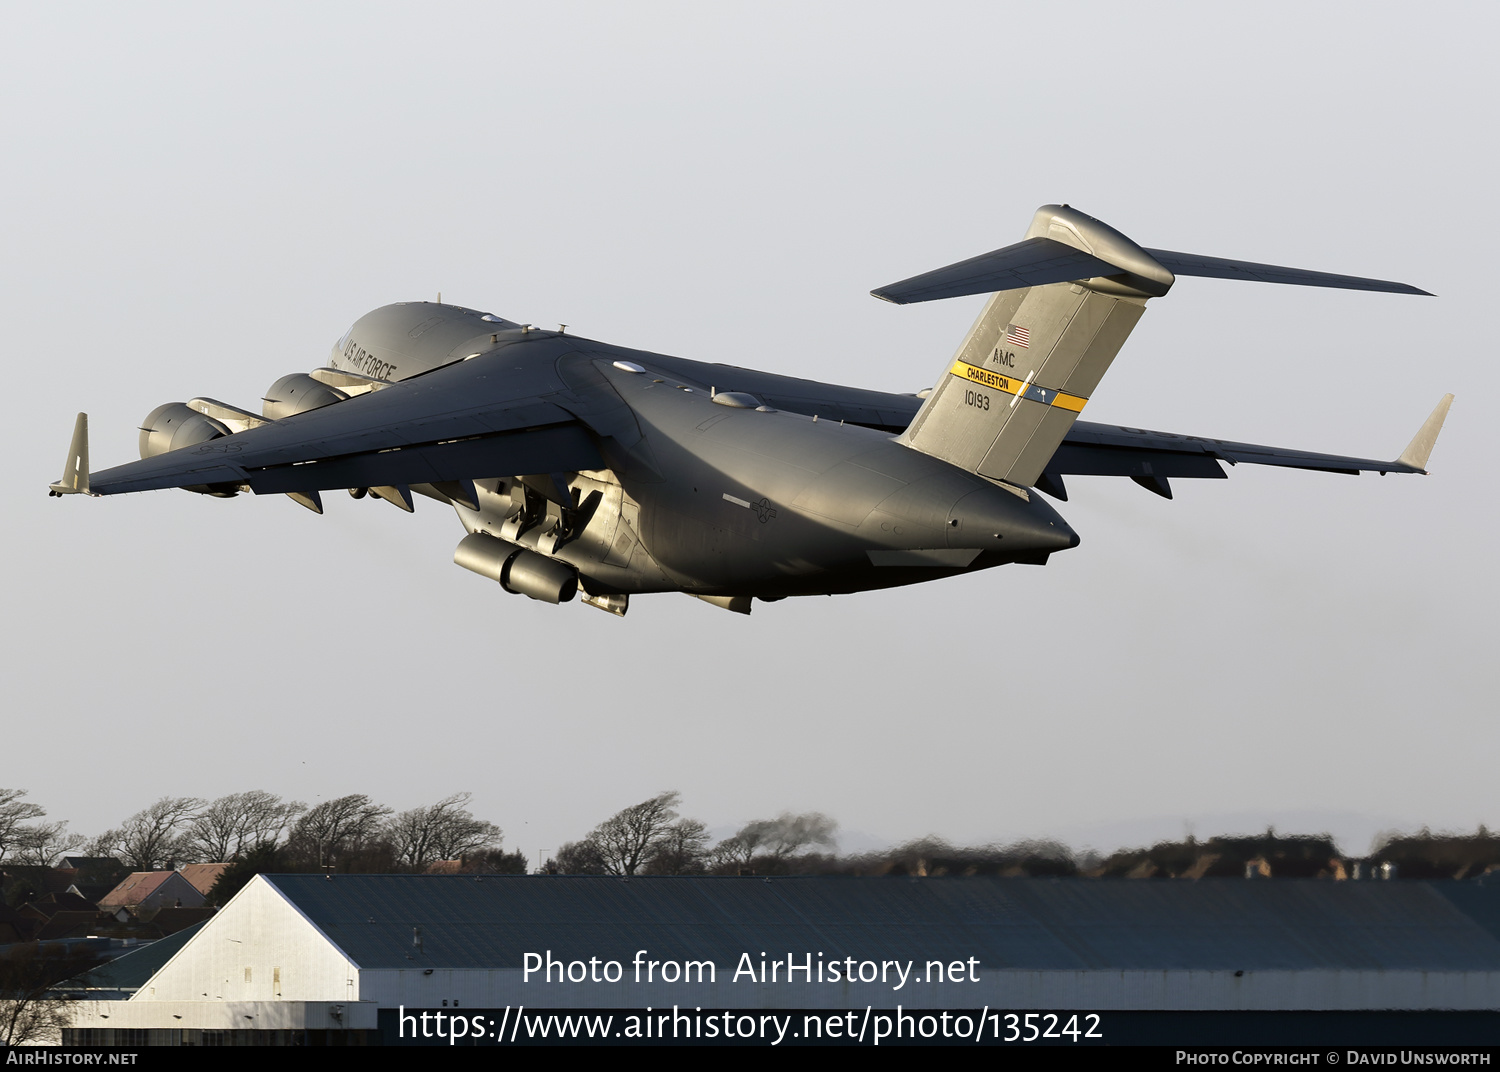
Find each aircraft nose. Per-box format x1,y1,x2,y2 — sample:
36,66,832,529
949,485,1080,555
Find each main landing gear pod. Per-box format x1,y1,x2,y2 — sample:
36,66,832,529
453,532,577,604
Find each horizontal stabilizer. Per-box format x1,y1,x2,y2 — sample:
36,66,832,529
1396,394,1454,471
872,238,1117,305
872,210,1432,306
1145,249,1432,296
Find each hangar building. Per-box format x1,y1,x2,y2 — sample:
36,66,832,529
62,873,1500,1046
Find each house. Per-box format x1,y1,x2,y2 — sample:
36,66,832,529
97,871,205,912
178,863,231,898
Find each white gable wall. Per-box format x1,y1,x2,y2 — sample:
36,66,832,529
133,876,359,1003
137,872,204,910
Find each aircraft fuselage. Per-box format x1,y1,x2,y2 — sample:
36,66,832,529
334,302,1077,600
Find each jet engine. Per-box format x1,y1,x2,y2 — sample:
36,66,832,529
453,532,578,603
138,403,232,459
261,373,348,420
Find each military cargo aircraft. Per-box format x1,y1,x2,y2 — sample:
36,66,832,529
49,205,1450,616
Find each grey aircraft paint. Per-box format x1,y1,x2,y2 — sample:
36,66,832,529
48,206,1450,617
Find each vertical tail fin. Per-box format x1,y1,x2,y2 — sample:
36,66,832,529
879,204,1430,490
891,205,1172,488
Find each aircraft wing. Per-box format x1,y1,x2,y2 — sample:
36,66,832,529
630,358,1452,486
78,346,605,497
1057,395,1451,480
646,355,1451,500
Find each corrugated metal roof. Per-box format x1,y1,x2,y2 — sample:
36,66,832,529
66,922,207,991
1433,877,1500,943
261,875,1500,973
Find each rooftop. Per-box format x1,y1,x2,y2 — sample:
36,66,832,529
258,873,1500,973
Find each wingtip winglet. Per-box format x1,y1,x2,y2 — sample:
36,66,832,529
1396,394,1454,472
48,412,91,496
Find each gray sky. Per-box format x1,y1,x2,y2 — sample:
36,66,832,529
3,2,1494,861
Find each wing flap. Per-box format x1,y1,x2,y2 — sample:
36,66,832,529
1046,443,1228,480
246,424,603,494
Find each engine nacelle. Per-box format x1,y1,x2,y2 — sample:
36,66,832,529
505,549,579,603
138,403,232,459
262,373,348,420
453,533,578,604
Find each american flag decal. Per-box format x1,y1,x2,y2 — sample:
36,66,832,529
1005,324,1031,348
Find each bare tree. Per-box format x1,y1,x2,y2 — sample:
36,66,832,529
10,822,83,867
590,792,683,876
762,812,838,860
387,793,502,872
715,823,776,869
0,790,47,862
111,797,205,870
708,836,752,871
77,830,121,860
715,812,838,870
288,795,393,869
0,944,89,1046
645,818,711,875
714,830,761,870
185,791,306,861
550,839,608,875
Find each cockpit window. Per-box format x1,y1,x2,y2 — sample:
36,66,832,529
480,314,505,322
